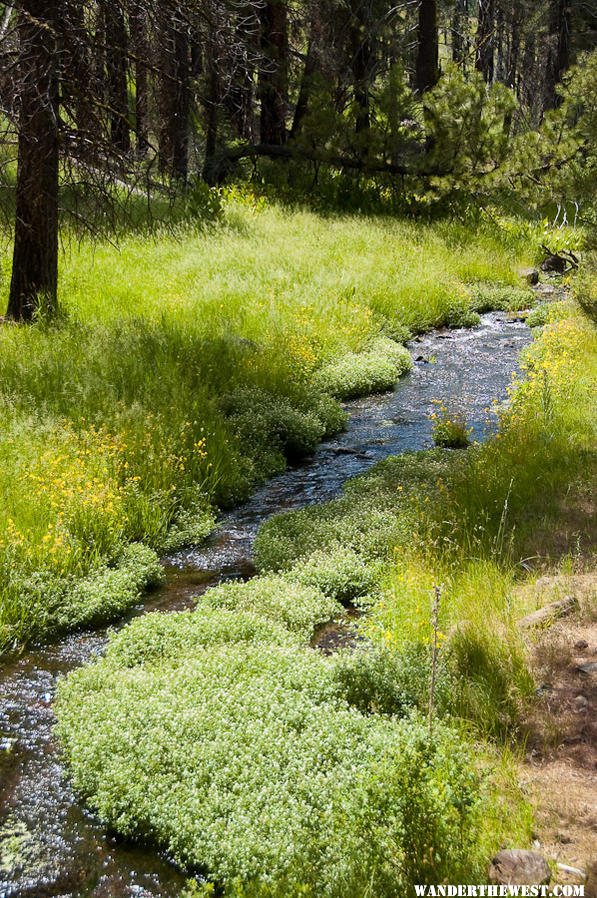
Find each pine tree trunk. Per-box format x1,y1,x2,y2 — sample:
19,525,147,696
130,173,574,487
476,0,495,83
202,43,220,185
159,4,190,183
7,0,59,321
452,1,463,64
291,37,317,138
349,0,373,136
172,15,190,181
259,0,288,145
506,6,522,89
105,2,130,155
415,0,439,93
130,5,149,157
544,0,571,109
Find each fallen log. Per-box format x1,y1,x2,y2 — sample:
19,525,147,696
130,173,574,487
518,595,578,630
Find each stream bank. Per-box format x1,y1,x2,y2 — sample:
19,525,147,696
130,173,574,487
0,312,532,898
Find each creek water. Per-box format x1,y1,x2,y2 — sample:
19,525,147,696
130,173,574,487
0,312,532,898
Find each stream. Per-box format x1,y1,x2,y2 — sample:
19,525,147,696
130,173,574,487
0,312,532,898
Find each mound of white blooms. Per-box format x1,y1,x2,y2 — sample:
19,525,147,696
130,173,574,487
313,338,412,400
57,634,481,897
198,575,342,641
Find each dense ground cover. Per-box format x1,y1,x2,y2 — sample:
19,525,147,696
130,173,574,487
56,280,596,895
0,197,539,654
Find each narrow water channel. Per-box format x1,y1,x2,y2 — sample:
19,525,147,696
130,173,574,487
0,312,532,898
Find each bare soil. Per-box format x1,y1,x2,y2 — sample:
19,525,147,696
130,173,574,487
518,573,597,894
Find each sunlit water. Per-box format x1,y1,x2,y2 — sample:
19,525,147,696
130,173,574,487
0,312,531,898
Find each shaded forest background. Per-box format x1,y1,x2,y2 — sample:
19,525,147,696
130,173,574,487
0,0,596,319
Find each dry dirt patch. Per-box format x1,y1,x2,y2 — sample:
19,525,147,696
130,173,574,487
518,573,597,893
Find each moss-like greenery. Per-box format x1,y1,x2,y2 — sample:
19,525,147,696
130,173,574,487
0,543,164,654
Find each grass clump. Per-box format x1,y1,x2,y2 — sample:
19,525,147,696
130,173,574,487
198,575,342,642
430,401,472,449
471,283,535,313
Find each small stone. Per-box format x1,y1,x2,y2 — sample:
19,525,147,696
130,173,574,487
574,639,589,651
520,267,540,286
573,694,588,712
489,850,551,886
576,661,597,676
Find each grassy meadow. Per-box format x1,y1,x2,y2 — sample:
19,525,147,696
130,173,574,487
56,286,596,895
0,196,540,654
1,185,592,891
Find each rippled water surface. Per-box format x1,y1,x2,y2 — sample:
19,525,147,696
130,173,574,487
0,313,531,898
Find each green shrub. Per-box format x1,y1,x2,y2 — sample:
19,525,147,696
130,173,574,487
313,339,412,400
310,394,349,437
254,453,449,573
221,388,326,464
56,639,516,896
445,303,481,329
471,283,535,313
198,575,342,641
161,505,217,552
575,260,597,324
332,644,452,718
430,402,472,449
525,305,550,328
0,542,164,653
59,543,165,629
377,319,413,344
104,607,298,669
288,545,377,604
254,501,405,573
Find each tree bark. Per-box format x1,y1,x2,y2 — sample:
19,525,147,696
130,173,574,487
544,0,571,109
7,0,59,321
259,0,288,145
105,1,131,154
415,0,439,93
506,5,522,89
203,40,220,185
476,0,494,83
160,4,190,183
350,0,372,135
130,4,149,157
